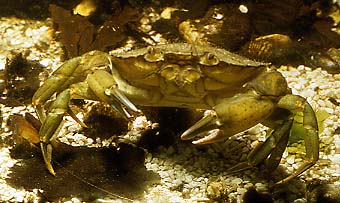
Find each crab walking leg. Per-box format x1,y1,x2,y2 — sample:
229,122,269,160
227,95,318,184
37,79,110,175
227,118,293,173
276,94,319,184
37,68,152,175
32,57,82,121
265,119,293,172
39,89,71,175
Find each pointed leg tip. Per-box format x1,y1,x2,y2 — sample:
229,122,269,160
75,121,88,129
180,134,190,140
227,162,253,173
47,164,56,176
275,179,287,185
40,142,56,176
275,175,295,185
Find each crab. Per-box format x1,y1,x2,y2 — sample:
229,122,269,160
32,43,318,184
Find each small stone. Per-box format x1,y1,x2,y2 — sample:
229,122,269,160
185,175,193,183
86,138,93,145
329,154,340,162
324,108,334,114
239,5,248,13
169,196,184,203
242,147,249,153
237,187,247,195
67,125,80,132
287,155,295,164
255,183,268,192
292,198,307,203
231,178,243,185
322,136,333,145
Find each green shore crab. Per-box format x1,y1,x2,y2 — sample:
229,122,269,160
32,43,318,184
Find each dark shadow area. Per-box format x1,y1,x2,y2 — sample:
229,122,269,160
5,131,159,202
243,188,274,203
138,107,201,151
0,0,84,19
82,103,129,140
0,53,43,107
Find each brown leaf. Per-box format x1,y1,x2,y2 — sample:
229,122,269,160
49,4,142,58
49,4,95,58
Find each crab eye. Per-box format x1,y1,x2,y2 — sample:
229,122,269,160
199,53,219,66
144,46,164,62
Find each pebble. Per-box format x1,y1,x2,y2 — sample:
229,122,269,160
237,187,247,195
231,178,243,185
293,198,307,203
322,136,333,145
329,154,340,163
255,183,267,192
86,138,94,145
67,124,80,132
39,58,52,67
184,175,193,183
287,155,296,165
169,196,184,203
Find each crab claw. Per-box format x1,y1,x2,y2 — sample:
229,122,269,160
105,85,141,118
87,70,141,120
181,110,228,144
181,95,276,145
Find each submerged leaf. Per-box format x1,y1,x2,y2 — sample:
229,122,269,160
49,4,95,58
49,4,142,58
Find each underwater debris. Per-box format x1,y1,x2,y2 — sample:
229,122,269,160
49,4,141,58
0,53,43,106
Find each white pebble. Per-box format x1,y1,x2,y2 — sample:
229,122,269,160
67,125,80,132
39,58,52,67
185,175,193,183
330,154,340,162
237,187,247,195
297,65,306,71
231,178,243,185
73,133,86,141
290,70,301,77
239,5,248,13
11,106,27,114
324,108,334,114
286,155,295,164
169,195,184,203
86,138,93,145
